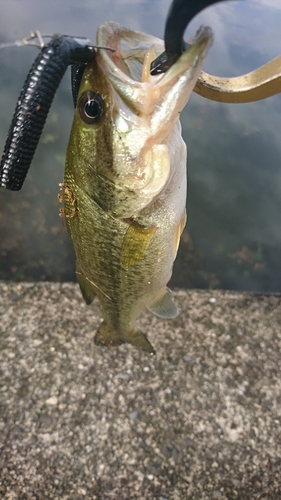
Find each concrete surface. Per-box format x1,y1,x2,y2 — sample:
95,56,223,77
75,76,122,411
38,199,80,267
0,281,280,499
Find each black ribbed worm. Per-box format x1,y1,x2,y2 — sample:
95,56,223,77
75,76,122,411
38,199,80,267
151,0,233,74
0,36,95,190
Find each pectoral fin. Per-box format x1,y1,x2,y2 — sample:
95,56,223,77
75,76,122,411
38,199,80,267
148,287,178,319
174,210,187,258
121,221,156,269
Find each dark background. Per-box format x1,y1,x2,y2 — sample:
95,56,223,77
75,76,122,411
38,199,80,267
0,0,280,291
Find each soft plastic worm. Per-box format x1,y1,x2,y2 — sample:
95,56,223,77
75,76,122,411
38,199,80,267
71,44,116,108
71,64,87,108
0,36,95,190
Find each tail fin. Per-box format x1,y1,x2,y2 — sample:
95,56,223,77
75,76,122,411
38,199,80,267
94,321,155,354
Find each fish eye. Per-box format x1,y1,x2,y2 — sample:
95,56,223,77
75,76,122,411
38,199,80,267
79,91,104,125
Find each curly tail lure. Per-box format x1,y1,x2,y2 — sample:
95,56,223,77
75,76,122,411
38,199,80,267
0,0,279,192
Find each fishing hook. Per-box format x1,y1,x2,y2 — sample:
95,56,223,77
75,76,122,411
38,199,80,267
150,0,226,74
151,0,281,104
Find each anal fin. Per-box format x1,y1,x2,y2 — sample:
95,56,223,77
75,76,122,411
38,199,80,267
148,287,178,319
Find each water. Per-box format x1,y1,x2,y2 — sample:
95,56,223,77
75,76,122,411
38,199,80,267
0,0,280,291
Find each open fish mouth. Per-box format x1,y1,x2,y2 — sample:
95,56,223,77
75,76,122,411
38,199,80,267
80,21,213,217
90,21,213,213
96,21,213,141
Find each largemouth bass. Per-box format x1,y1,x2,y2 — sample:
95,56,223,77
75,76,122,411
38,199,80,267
63,21,212,353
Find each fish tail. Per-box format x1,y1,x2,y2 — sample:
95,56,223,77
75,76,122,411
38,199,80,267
94,321,155,354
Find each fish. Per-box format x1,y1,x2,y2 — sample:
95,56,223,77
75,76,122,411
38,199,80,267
63,21,212,353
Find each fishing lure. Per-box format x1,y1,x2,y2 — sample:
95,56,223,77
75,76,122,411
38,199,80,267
0,35,97,190
0,0,229,190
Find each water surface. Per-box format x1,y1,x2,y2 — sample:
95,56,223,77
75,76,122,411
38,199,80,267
0,0,280,291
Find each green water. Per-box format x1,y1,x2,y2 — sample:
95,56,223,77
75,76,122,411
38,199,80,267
0,0,280,291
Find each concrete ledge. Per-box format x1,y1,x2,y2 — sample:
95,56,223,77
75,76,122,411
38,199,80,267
0,281,280,499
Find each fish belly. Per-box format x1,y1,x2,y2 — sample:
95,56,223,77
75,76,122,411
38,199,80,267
63,156,186,353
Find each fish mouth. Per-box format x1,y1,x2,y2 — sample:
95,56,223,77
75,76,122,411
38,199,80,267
96,21,213,141
93,21,213,214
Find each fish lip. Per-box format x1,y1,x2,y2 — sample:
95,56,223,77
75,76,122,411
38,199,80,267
157,25,213,87
96,22,213,118
96,21,213,82
96,21,164,81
